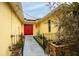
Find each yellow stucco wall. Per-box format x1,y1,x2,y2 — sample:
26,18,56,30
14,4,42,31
39,21,48,34
0,3,24,56
34,9,63,41
34,23,41,35
33,24,37,36
11,9,23,44
36,17,58,35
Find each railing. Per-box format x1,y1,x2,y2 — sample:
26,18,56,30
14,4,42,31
34,33,79,56
43,33,58,41
33,33,56,50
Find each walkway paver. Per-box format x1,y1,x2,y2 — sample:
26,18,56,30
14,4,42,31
23,35,47,56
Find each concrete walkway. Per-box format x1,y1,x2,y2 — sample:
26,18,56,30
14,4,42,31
23,35,47,56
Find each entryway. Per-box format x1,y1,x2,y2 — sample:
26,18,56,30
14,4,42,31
24,24,33,35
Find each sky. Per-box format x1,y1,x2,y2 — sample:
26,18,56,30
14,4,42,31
22,2,61,20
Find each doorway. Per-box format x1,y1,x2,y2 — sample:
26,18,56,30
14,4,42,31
24,24,33,35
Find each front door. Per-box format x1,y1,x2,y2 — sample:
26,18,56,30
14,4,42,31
24,24,33,35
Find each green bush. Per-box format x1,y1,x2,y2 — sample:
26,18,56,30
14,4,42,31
16,41,24,47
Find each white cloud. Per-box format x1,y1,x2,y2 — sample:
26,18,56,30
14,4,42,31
22,2,48,11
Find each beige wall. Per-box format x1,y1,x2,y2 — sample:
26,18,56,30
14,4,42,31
0,3,24,56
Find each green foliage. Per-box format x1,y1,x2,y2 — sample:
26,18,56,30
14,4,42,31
52,2,79,45
16,41,24,47
71,2,79,11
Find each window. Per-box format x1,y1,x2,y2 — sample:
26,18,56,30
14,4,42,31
48,20,51,32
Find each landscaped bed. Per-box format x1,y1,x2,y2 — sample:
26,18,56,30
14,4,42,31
8,34,25,56
33,34,79,56
44,3,79,56
45,41,79,56
33,35,44,48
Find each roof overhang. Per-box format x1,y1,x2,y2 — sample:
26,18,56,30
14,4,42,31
36,4,63,24
8,2,25,24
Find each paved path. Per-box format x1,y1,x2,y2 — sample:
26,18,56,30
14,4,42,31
23,35,47,56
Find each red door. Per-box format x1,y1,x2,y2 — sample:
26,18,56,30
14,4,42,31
24,24,33,35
